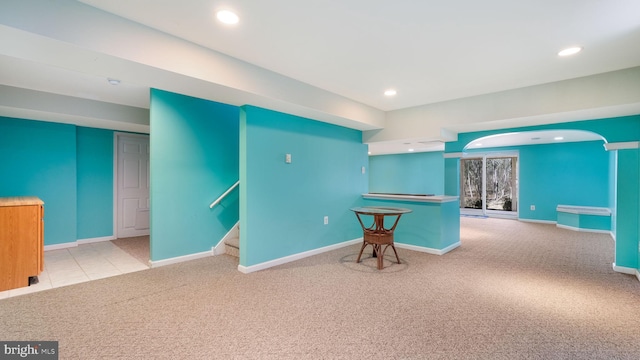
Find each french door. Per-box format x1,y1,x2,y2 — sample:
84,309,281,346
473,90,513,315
460,153,518,218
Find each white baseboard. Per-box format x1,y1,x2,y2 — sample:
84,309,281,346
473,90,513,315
44,242,77,251
395,241,461,255
45,236,116,251
77,236,116,245
149,249,213,268
612,263,637,275
238,238,362,274
556,224,611,234
518,218,556,224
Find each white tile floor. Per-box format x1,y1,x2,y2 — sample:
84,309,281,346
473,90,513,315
0,241,149,300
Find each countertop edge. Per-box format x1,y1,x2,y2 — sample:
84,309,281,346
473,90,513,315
362,194,459,203
0,196,44,206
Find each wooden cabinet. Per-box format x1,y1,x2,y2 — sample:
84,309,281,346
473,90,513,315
0,197,44,292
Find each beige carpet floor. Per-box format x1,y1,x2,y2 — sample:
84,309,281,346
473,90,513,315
1,217,639,359
111,236,150,264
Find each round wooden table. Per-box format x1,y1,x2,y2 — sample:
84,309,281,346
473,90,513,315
350,206,412,270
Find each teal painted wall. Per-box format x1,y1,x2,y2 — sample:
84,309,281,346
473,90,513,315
615,149,639,269
518,141,610,221
76,127,114,239
0,117,77,245
240,106,368,267
557,212,611,231
444,158,460,196
150,89,240,262
369,152,444,194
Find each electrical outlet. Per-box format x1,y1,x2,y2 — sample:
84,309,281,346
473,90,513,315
530,205,536,211
324,216,329,225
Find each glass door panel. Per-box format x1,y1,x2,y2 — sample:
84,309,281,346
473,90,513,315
485,157,517,214
460,155,518,217
460,158,483,212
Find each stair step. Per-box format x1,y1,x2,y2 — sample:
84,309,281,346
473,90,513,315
225,236,239,249
225,236,239,258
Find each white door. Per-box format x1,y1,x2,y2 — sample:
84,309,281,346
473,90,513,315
116,134,150,238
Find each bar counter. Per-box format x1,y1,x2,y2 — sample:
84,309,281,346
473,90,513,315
360,193,460,255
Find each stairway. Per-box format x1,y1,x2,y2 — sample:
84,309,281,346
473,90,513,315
224,225,239,258
225,236,239,258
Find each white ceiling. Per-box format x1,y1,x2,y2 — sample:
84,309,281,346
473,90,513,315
78,0,640,111
1,0,640,153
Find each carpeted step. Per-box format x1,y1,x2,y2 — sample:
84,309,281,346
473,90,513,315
225,236,239,258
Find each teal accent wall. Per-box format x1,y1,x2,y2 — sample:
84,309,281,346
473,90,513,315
518,141,610,221
76,127,114,239
557,212,611,231
0,117,77,245
444,158,460,196
615,149,639,269
240,105,368,267
150,89,239,262
369,152,444,194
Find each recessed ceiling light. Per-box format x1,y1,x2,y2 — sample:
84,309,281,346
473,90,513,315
554,136,564,141
107,78,120,85
558,46,582,57
384,89,397,96
408,148,414,152
216,10,239,24
475,143,483,147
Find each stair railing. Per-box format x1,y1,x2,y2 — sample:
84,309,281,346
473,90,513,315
209,181,239,209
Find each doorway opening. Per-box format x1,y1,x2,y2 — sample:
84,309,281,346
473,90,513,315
460,153,518,218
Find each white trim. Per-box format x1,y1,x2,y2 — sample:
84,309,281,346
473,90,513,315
604,141,640,151
395,241,461,255
44,236,116,251
238,238,362,273
461,150,519,158
113,133,118,241
636,270,640,283
362,193,459,203
44,242,77,251
443,152,463,159
483,210,518,220
149,249,213,268
612,263,637,275
77,235,116,245
556,205,611,216
518,218,556,224
556,224,611,234
213,222,239,255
